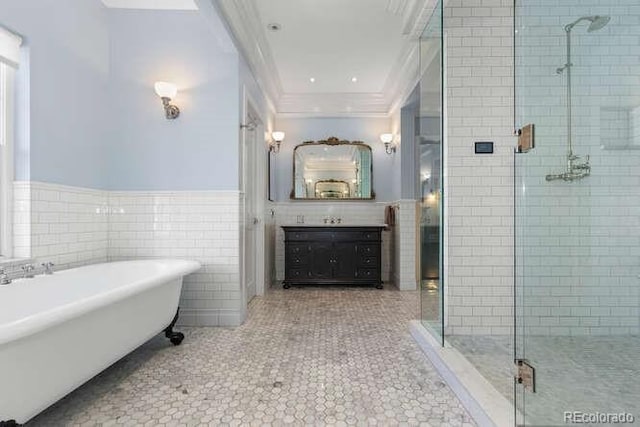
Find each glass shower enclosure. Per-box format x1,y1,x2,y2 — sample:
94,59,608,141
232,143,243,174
515,0,640,424
418,0,444,343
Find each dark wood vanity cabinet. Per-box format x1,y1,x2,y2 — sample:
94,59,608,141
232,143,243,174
282,226,384,289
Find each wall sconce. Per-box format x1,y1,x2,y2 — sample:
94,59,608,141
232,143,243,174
380,133,396,154
270,131,285,153
154,81,180,120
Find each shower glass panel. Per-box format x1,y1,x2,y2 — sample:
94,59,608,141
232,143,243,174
515,1,640,424
418,1,444,342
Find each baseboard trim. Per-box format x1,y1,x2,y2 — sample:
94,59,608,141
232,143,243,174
178,309,243,327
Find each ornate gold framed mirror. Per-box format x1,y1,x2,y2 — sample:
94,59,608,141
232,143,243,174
291,137,374,200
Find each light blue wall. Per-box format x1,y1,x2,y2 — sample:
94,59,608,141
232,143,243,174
272,117,396,202
107,9,240,191
400,85,420,200
2,2,245,191
2,0,111,189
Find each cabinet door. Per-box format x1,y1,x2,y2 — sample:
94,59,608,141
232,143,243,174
309,242,333,279
333,242,358,280
286,243,311,266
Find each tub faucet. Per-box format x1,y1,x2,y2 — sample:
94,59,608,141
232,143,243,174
22,264,36,279
42,262,55,275
0,268,11,285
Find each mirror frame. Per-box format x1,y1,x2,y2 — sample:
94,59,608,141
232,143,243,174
290,137,375,201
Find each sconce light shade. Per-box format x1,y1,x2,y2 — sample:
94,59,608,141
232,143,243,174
272,131,285,142
154,81,178,99
380,133,396,154
380,133,394,144
270,131,285,153
154,81,180,120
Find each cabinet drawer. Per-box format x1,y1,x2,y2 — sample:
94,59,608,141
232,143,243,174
358,256,378,267
337,231,380,241
287,255,310,266
356,244,379,256
285,231,332,241
286,268,311,280
355,268,378,280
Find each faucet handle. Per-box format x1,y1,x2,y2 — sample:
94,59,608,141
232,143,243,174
0,267,10,285
21,263,35,278
42,262,55,275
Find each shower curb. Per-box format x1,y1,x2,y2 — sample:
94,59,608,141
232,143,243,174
409,321,515,427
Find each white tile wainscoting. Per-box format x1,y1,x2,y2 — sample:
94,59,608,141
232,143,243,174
12,182,422,326
12,182,243,327
13,181,109,267
109,191,243,327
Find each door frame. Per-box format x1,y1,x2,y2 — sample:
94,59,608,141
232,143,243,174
241,87,267,306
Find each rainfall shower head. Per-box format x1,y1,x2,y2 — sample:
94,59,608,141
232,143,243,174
564,15,610,32
587,15,610,32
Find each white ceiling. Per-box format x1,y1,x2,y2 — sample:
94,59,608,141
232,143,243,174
101,0,198,10
217,0,437,116
254,0,405,94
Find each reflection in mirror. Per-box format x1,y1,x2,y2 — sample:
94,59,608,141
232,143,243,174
292,137,374,200
315,180,350,198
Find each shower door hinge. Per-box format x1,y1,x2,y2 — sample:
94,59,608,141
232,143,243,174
515,359,536,392
517,124,535,153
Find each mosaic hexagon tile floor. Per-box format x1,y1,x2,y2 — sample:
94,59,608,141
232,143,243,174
28,287,475,426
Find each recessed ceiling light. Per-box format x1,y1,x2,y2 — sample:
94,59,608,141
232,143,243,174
351,77,358,82
309,77,316,83
267,23,281,31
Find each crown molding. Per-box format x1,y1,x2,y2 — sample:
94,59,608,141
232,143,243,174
385,0,440,116
212,0,282,113
405,0,439,38
213,0,438,118
101,0,198,9
278,92,391,118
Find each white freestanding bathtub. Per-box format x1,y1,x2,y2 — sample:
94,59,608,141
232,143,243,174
0,259,200,424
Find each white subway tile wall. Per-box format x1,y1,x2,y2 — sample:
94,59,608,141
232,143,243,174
445,0,516,336
515,0,640,335
13,182,243,327
13,181,108,267
12,182,422,325
631,106,640,146
397,200,419,291
109,191,243,327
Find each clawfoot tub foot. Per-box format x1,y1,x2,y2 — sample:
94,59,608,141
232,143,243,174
0,420,19,426
164,308,185,346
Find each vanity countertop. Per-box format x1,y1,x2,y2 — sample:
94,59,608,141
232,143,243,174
281,224,387,228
